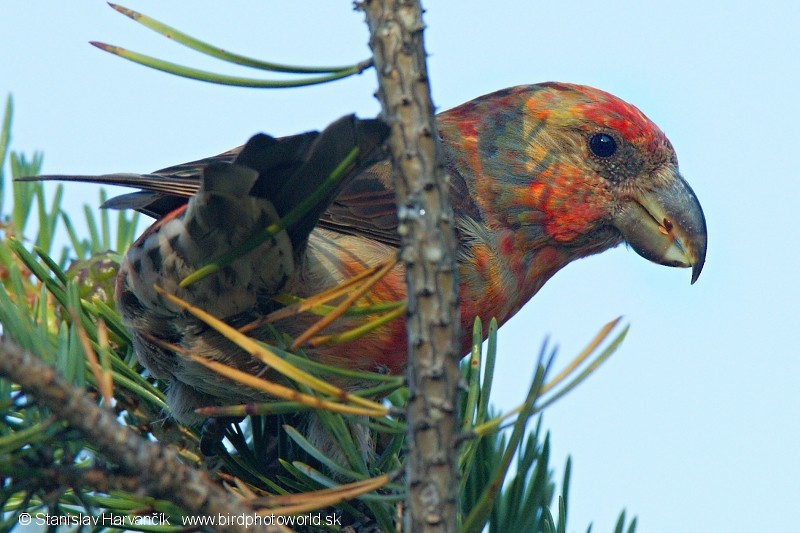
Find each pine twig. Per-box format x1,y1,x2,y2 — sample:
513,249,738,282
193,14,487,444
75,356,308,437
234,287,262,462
361,1,462,531
0,335,285,533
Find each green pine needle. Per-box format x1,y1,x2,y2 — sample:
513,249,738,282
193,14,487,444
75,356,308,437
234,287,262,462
91,42,365,88
107,3,368,75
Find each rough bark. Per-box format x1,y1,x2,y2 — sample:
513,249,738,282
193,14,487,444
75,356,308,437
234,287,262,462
361,1,462,531
0,335,280,533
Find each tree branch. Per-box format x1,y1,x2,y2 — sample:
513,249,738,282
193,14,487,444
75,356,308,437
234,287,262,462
361,1,462,531
0,335,282,533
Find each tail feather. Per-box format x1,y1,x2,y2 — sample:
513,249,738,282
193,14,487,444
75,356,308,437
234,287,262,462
101,191,184,219
17,172,200,198
19,115,389,230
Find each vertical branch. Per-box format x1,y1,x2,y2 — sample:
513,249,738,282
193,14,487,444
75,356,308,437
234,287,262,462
361,1,461,531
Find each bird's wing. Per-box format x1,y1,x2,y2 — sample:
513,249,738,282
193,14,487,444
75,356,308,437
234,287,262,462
317,151,483,249
21,118,480,250
316,159,401,247
241,115,389,249
19,117,381,219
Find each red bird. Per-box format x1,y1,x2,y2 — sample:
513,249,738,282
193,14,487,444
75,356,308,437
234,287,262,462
30,83,707,431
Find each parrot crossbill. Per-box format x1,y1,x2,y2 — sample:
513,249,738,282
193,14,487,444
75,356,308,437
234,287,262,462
27,83,707,441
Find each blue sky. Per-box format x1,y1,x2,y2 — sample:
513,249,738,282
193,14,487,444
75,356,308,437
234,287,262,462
2,2,798,532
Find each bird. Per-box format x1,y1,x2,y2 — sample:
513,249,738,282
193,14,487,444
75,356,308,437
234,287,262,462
25,82,707,445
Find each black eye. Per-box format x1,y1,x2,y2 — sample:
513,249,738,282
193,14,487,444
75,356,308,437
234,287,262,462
588,133,617,158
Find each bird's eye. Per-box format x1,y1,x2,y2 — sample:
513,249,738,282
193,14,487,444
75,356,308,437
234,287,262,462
588,133,617,158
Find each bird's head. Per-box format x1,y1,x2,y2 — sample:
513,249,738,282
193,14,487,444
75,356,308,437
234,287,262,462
439,82,707,283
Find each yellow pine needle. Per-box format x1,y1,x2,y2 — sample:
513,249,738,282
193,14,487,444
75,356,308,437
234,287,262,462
189,354,387,417
231,477,259,499
308,303,405,347
539,316,621,395
257,472,391,505
194,403,286,418
290,256,399,349
470,406,520,438
265,257,396,323
469,317,623,438
534,323,628,414
254,473,392,515
72,311,114,406
95,319,114,405
268,293,404,319
220,473,283,502
153,285,386,412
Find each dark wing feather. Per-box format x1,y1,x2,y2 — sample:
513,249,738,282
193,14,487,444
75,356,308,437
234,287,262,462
115,146,245,216
317,159,401,247
150,146,242,180
16,171,203,198
100,191,187,219
230,115,390,250
20,116,484,252
317,150,483,249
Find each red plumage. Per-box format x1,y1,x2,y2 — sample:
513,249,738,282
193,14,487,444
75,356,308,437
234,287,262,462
25,83,707,430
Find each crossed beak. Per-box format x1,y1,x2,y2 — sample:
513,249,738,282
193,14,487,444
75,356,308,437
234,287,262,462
614,168,707,283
